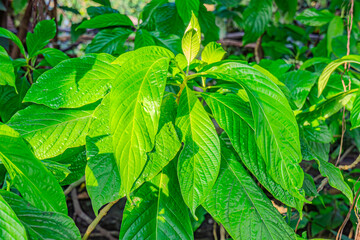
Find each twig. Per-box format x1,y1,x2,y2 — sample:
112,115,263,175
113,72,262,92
220,224,226,240
64,176,85,196
82,199,120,240
336,177,360,240
339,154,360,170
71,190,116,240
213,222,218,240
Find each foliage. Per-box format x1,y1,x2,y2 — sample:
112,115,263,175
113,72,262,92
0,0,360,239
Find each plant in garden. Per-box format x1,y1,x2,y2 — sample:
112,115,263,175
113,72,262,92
1,0,360,239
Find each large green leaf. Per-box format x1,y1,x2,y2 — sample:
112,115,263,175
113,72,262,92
0,46,16,89
203,141,296,240
24,54,120,109
155,3,186,36
110,46,174,197
7,104,95,159
182,13,201,66
0,77,30,123
295,8,334,27
150,32,182,54
202,62,304,200
86,95,121,214
77,13,133,29
0,194,27,240
297,90,356,124
175,0,199,24
86,28,132,55
26,20,56,58
0,28,26,56
318,55,360,96
175,86,221,214
351,90,360,129
120,161,193,240
0,124,67,214
274,0,297,21
279,70,319,109
87,6,118,18
135,29,156,49
198,4,219,45
0,190,81,240
242,0,272,44
202,92,304,210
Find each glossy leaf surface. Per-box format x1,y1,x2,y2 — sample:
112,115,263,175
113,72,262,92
201,42,226,64
176,86,221,214
26,20,56,58
0,28,26,56
77,13,133,29
0,46,16,89
175,0,199,24
182,13,201,65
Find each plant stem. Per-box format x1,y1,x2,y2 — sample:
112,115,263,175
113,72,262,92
64,176,85,196
82,199,120,240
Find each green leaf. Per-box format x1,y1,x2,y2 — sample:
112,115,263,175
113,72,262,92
87,6,119,18
86,28,132,55
318,55,360,96
299,57,331,70
203,141,296,240
202,93,304,211
12,0,27,14
175,0,200,24
297,90,356,124
26,20,56,58
242,0,273,44
303,173,319,197
279,70,319,109
0,194,27,240
24,54,120,109
155,3,186,36
0,190,81,240
120,161,193,240
202,62,304,200
0,46,16,89
0,28,26,57
198,4,219,45
295,8,334,27
110,46,174,197
150,31,182,54
36,48,70,67
135,29,155,49
77,13,133,29
176,86,221,214
92,0,111,6
274,0,297,21
201,42,226,64
182,12,201,66
141,0,167,30
327,16,344,56
0,77,30,123
0,124,67,214
7,104,95,159
351,90,360,129
42,159,71,182
48,146,87,186
86,95,121,214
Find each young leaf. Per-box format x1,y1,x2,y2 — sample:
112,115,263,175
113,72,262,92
86,94,122,214
176,86,221,215
202,62,304,199
0,194,27,240
175,0,200,24
202,93,304,211
0,190,81,240
201,42,226,64
317,55,360,96
120,161,193,240
0,46,16,89
110,46,174,197
7,104,95,159
242,0,272,44
351,91,360,129
203,141,296,240
24,54,120,109
26,20,56,58
36,48,70,67
0,124,67,214
77,13,133,29
0,28,26,56
182,13,201,66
